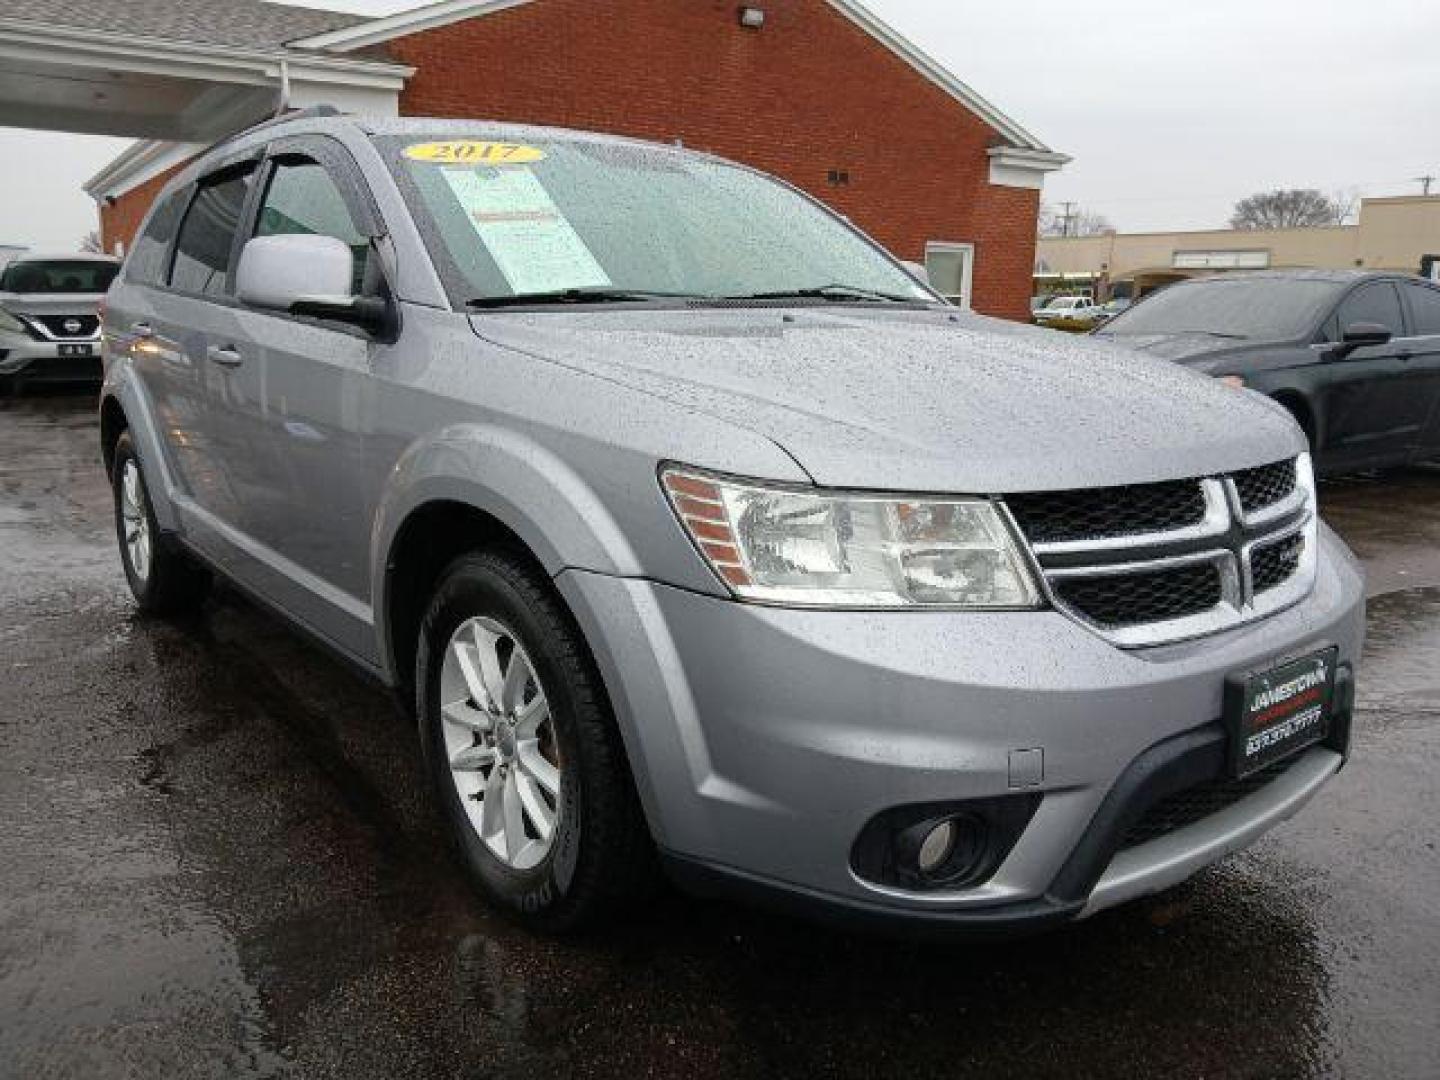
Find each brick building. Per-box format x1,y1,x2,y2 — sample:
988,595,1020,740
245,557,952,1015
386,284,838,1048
64,0,1068,319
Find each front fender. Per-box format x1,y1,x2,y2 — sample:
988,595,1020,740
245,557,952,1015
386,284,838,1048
370,422,648,677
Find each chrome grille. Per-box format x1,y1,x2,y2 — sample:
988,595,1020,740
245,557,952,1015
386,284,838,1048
1007,454,1317,647
1233,459,1297,514
1053,562,1223,629
28,313,100,339
1006,479,1205,544
1251,532,1305,594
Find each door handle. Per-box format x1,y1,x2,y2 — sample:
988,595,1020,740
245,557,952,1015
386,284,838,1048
207,344,244,368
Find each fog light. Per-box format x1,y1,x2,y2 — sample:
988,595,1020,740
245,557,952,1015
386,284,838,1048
850,794,1042,893
917,820,956,874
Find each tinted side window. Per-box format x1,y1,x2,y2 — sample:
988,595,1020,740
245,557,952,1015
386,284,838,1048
126,189,187,286
1336,282,1403,335
1405,283,1440,335
254,160,368,295
169,168,255,296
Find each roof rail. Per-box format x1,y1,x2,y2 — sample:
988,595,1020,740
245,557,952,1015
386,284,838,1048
209,104,345,153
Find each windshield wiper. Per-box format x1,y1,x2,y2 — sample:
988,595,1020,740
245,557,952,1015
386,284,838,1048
724,284,925,304
467,287,706,309
1171,329,1249,339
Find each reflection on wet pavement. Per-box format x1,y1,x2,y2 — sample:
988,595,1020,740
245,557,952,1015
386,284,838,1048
1,391,1436,1078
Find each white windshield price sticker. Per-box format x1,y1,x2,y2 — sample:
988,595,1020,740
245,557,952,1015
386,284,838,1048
440,168,610,295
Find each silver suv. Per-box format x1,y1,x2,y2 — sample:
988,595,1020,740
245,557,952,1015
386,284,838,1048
100,112,1365,934
0,252,118,391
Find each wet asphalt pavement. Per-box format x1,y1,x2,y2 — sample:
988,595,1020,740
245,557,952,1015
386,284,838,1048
0,390,1436,1080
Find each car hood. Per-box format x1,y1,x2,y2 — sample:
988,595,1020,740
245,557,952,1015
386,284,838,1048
470,307,1304,493
0,291,107,318
1093,331,1262,364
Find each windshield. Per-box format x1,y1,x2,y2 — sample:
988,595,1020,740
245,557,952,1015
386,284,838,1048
0,259,118,294
1098,277,1340,340
379,134,935,306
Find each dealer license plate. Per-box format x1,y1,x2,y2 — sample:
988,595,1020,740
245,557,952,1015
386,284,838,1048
1226,646,1338,778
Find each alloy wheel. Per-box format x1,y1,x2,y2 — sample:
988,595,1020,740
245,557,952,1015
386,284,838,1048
439,616,562,871
120,459,152,583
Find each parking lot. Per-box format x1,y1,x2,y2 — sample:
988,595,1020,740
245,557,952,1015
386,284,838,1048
0,388,1436,1080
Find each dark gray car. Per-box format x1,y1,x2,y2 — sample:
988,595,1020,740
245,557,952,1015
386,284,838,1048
100,113,1365,934
1095,270,1440,474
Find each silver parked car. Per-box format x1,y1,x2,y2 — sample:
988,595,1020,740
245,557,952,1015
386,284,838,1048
0,252,119,390
100,111,1365,934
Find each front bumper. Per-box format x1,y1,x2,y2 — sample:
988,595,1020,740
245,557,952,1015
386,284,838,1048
0,331,103,381
557,523,1365,935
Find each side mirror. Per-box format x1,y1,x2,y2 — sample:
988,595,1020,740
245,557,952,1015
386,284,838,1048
236,234,386,333
1327,321,1393,359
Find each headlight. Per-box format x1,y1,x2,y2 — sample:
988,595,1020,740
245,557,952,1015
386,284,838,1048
0,309,26,334
661,467,1042,609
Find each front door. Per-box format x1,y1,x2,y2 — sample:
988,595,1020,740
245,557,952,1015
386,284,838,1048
1400,280,1440,459
1315,280,1429,470
205,139,385,658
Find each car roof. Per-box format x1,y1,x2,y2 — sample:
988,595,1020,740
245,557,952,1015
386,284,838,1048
1167,269,1402,287
186,111,716,181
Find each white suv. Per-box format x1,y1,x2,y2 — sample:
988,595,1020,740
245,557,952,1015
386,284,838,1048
0,253,119,392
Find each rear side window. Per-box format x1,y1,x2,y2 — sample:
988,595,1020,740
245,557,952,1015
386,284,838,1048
126,189,187,286
1336,282,1403,335
254,159,369,295
1405,283,1440,335
169,167,255,296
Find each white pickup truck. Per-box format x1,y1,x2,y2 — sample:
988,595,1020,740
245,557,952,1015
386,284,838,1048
1034,295,1103,326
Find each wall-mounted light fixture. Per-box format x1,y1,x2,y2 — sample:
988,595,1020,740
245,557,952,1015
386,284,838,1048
738,6,765,29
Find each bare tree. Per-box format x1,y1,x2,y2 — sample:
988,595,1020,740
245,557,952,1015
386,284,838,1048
1329,186,1361,226
1038,203,1112,238
1230,189,1343,230
78,230,103,253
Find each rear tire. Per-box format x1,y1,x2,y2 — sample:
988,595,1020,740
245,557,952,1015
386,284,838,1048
416,549,653,932
112,431,210,615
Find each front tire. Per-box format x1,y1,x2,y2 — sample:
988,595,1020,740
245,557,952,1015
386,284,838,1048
416,550,652,932
111,431,210,614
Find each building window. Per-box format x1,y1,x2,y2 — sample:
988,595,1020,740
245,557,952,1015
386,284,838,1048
925,241,975,309
826,169,850,186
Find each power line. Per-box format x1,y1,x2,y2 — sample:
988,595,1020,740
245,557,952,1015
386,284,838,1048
1416,175,1436,196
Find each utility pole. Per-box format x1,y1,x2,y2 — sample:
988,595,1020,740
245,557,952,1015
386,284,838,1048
1059,201,1077,238
1416,175,1436,196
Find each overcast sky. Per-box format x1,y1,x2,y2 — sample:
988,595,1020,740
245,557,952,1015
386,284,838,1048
2,0,1436,251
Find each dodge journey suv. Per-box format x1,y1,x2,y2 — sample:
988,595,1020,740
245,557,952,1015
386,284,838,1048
100,111,1364,934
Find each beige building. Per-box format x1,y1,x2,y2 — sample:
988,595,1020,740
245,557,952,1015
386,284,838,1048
1036,195,1440,299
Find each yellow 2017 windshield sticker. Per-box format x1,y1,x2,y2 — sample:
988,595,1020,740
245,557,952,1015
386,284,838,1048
403,140,546,165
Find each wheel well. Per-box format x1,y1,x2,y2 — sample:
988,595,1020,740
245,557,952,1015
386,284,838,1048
99,396,128,479
384,501,544,706
1271,391,1316,449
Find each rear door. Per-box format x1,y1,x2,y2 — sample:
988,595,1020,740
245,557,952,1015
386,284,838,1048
1400,279,1440,458
1313,280,1425,469
153,157,263,559
110,161,260,541
204,136,387,656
